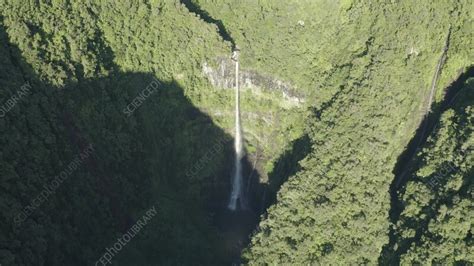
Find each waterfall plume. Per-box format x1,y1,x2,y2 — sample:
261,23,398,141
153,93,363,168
228,48,247,211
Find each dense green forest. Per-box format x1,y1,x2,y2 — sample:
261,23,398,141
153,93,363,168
0,0,472,265
386,76,474,264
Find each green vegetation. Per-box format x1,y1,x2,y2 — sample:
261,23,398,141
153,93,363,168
0,0,472,265
0,1,234,264
385,78,473,264
207,0,472,264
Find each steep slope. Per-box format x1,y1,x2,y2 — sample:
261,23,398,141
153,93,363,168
386,77,473,264
0,1,236,264
0,0,472,265
213,1,473,264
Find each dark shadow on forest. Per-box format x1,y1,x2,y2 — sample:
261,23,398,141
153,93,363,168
381,65,474,264
260,134,311,212
1,14,317,264
180,0,236,49
0,20,264,265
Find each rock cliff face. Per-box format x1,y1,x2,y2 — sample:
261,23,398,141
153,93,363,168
202,57,304,106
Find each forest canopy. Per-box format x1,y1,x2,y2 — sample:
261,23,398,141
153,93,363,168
0,0,472,265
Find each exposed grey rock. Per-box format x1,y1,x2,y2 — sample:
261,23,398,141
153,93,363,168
202,57,304,106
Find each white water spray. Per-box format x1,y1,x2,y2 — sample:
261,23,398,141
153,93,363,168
228,48,247,211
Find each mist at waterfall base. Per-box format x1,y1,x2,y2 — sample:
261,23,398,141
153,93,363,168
227,125,246,210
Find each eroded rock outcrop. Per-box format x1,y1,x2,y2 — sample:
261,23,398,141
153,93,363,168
202,57,304,106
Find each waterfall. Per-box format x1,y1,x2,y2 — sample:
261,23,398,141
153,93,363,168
228,48,247,211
